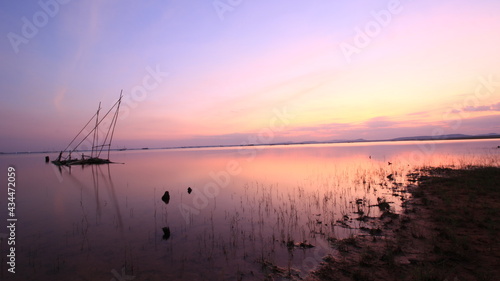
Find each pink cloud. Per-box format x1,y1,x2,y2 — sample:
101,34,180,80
464,102,500,112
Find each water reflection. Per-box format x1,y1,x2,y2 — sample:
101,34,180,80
162,227,171,241
2,139,499,280
58,164,125,231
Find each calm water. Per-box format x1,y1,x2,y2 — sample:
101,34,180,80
0,139,499,280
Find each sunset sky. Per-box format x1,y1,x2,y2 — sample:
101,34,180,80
1,0,500,152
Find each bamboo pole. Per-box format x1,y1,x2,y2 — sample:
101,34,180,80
64,92,123,162
107,91,123,160
91,102,101,158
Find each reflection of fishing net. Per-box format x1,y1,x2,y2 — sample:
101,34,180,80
56,93,122,163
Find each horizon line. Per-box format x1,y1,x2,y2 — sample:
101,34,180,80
2,134,499,156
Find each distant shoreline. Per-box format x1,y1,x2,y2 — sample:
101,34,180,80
1,135,499,155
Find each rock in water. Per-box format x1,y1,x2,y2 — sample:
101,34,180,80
161,191,170,204
162,227,171,240
187,187,192,194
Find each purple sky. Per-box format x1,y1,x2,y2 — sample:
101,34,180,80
1,0,500,152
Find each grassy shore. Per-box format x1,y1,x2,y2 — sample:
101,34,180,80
308,166,500,281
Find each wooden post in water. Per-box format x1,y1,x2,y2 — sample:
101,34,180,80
91,102,101,158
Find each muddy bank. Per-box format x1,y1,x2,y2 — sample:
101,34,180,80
306,166,500,281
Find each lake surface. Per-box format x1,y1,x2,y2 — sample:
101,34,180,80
1,139,499,280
